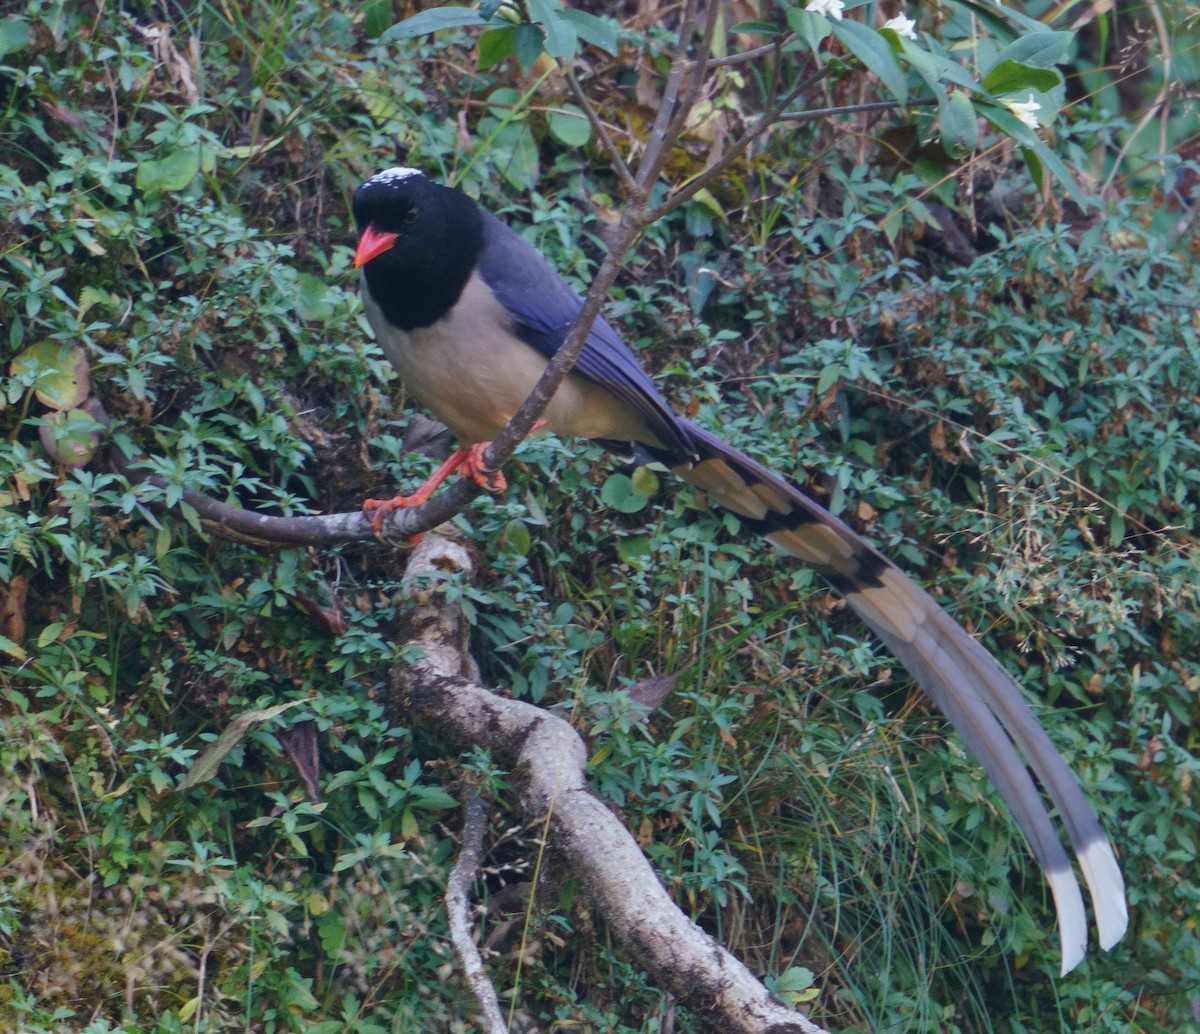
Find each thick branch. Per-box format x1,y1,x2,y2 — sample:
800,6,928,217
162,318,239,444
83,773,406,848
390,531,832,1034
108,450,387,546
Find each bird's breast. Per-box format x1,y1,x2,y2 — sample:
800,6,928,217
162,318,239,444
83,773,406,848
362,272,656,447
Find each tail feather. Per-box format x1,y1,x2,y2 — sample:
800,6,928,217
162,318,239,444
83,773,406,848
669,418,1127,973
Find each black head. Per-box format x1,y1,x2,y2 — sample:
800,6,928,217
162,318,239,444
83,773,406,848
352,168,485,331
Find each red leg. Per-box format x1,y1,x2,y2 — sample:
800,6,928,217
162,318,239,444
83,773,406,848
455,441,508,494
363,443,507,532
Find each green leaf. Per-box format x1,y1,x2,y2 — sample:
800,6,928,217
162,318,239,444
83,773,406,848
501,518,532,554
180,700,308,791
980,103,1086,207
981,60,1062,96
775,965,819,1006
11,342,91,410
548,103,591,147
0,16,30,59
78,286,116,317
379,7,488,43
786,8,833,53
558,9,618,54
361,0,394,39
897,39,949,107
316,909,346,958
223,135,285,161
401,807,420,840
600,473,649,514
816,363,843,397
136,148,201,193
940,89,979,157
1022,144,1045,192
1109,511,1125,546
832,20,907,106
0,634,26,661
414,785,459,810
37,622,65,649
478,96,540,189
527,0,577,60
730,21,781,35
905,37,981,93
40,408,104,467
296,272,334,320
630,465,660,498
477,25,516,69
486,86,523,120
514,22,545,70
617,535,652,564
912,154,957,204
990,30,1074,69
954,0,1046,36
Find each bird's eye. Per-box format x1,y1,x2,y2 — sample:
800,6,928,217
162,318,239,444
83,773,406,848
404,207,418,224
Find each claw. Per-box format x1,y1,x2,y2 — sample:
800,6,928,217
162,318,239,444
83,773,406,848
362,442,507,533
457,442,507,495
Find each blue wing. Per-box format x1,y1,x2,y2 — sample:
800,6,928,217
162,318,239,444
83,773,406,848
475,211,696,462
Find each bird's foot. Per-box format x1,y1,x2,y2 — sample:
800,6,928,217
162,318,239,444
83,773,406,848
363,443,506,534
457,441,508,495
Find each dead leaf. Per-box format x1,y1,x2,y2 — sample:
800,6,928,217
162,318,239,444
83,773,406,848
0,575,28,645
180,699,308,791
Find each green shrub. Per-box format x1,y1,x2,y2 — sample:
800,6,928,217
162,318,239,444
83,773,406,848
0,1,1196,1031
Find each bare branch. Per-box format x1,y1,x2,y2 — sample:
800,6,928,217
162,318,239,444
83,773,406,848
447,790,509,1034
638,0,702,189
566,69,636,193
644,67,831,223
705,36,795,69
778,98,935,122
645,1,724,183
109,453,378,546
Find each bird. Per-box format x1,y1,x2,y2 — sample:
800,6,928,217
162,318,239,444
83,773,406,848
350,165,1128,974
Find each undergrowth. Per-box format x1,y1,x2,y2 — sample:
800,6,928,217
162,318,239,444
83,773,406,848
0,1,1197,1032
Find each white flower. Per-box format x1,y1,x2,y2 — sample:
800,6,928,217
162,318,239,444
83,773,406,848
1003,93,1042,130
805,0,845,20
882,13,918,39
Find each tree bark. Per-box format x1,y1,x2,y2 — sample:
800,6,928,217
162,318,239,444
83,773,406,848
390,529,832,1034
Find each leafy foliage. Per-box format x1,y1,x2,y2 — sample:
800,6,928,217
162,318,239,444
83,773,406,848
0,0,1196,1032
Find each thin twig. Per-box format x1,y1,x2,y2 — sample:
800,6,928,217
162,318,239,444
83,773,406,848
566,69,636,193
638,0,701,190
478,209,649,478
644,65,830,223
447,790,508,1034
778,97,932,122
705,36,794,69
649,1,724,177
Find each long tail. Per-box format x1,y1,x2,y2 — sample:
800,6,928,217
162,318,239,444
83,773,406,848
667,418,1127,974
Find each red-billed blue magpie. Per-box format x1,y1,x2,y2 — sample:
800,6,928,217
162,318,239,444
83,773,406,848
351,166,1127,973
